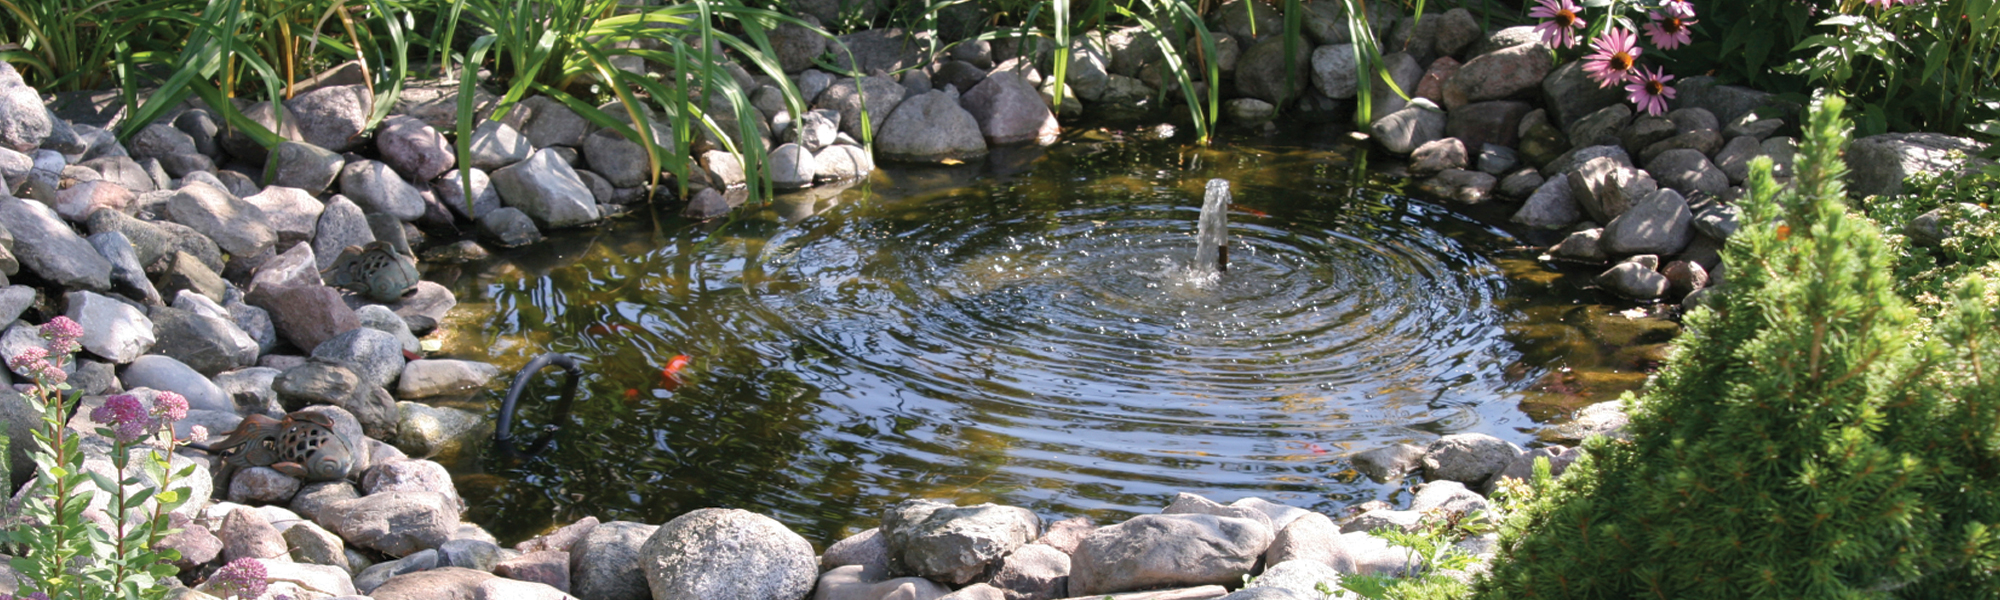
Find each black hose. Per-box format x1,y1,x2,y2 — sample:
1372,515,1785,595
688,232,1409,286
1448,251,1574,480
493,353,586,459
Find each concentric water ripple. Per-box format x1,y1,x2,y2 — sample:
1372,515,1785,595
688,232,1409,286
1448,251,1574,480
437,135,1585,544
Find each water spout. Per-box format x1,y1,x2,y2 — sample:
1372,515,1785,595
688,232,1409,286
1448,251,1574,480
1192,178,1232,278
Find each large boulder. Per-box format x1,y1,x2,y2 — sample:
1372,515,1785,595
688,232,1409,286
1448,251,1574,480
1234,37,1311,106
814,74,906,142
491,149,600,229
0,195,111,291
1847,132,1989,198
1068,514,1273,595
165,183,278,258
0,66,52,152
1441,43,1551,109
879,499,1040,585
959,72,1060,146
377,115,456,182
639,508,817,600
572,521,660,600
1601,188,1694,257
339,160,428,222
1309,44,1359,100
287,84,373,152
875,90,987,164
1540,61,1626,130
319,491,457,558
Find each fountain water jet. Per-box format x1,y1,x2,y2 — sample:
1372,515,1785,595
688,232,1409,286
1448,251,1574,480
1191,179,1232,278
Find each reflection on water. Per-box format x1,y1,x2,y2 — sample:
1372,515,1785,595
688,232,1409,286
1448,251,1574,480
428,128,1656,545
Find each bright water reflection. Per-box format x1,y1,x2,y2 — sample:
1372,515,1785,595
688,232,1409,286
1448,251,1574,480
428,129,1638,545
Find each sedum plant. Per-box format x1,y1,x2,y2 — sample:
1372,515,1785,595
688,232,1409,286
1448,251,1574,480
1,317,200,600
1477,94,2000,598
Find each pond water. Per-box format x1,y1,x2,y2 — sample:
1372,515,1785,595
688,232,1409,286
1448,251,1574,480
423,127,1662,545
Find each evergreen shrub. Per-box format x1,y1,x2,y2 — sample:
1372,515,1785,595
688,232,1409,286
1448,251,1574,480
1477,95,2000,598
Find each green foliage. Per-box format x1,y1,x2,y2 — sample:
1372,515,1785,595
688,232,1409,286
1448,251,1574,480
1787,0,2000,137
1859,167,2000,316
0,0,196,91
1477,95,2000,598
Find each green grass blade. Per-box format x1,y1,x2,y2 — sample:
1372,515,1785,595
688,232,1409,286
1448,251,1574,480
453,34,497,217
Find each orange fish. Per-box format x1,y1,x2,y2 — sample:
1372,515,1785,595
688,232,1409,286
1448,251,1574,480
1232,206,1270,218
659,354,691,391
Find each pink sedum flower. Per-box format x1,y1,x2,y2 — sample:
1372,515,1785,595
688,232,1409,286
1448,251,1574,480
209,557,269,600
91,394,151,442
8,347,62,385
189,425,210,444
39,316,82,356
152,391,189,422
1583,28,1645,88
1529,0,1589,48
1625,66,1678,116
1644,9,1697,50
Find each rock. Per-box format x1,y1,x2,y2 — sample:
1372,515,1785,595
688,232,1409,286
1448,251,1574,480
392,401,487,461
1369,53,1426,119
339,160,428,222
0,78,51,153
519,96,593,149
1712,135,1764,184
1508,175,1579,229
1415,56,1462,104
767,143,817,191
583,123,668,189
1544,400,1631,442
491,149,600,229
435,168,501,221
476,578,574,600
1411,480,1489,515
0,286,31,325
150,304,258,375
1409,138,1468,176
822,528,890,572
1441,43,1550,109
989,543,1069,600
1222,98,1277,128
378,116,456,182
243,186,326,248
1496,445,1581,484
220,506,292,562
495,550,572,592
438,538,504,571
288,85,372,152
815,144,874,182
1421,433,1522,489
160,522,224,570
1567,155,1655,223
1597,256,1669,300
54,180,135,223
1639,129,1725,167
396,359,498,399
356,304,420,355
1349,443,1425,483
272,141,345,195
572,521,659,600
1848,132,1988,198
1340,508,1422,534
1245,560,1341,599
1619,115,1678,156
1262,512,1349,572
290,481,361,524
311,327,406,390
163,182,277,259
1068,514,1273,595
229,466,303,504
1540,61,1627,130
1516,109,1570,167
1416,169,1495,203
1601,188,1693,256
1446,100,1532,152
1664,260,1708,298
876,90,987,164
469,121,532,172
1646,148,1729,197
1569,104,1633,149
478,207,542,247
815,75,907,142
811,564,949,600
285,520,350,572
371,567,494,600
0,195,112,290
880,499,1040,585
354,549,441,593
129,123,216,178
321,491,458,557
1235,37,1311,105
122,355,229,412
1369,102,1446,155
1309,44,1359,100
1670,76,1792,128
961,72,1060,146
1725,113,1784,140
65,290,155,363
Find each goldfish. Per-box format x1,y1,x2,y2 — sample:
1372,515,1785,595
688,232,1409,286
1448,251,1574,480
659,354,692,391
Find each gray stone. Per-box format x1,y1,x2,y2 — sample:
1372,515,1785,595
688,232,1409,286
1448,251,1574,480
353,549,441,593
876,90,987,164
357,304,420,355
1713,135,1763,184
1602,188,1693,257
321,491,457,558
1244,560,1341,599
369,566,493,599
1597,257,1670,300
1223,98,1277,127
1670,76,1792,128
434,168,501,221
477,207,541,247
822,528,890,573
287,85,372,152
1511,176,1577,229
0,286,32,325
1163,493,1274,533
438,538,505,572
1416,169,1495,203
1211,0,1285,42
880,499,1040,585
1646,148,1728,197
245,244,363,357
811,564,949,600
989,543,1068,600
1725,112,1784,140
1618,115,1679,156
66,290,155,363
1068,514,1272,595
53,180,135,224
1551,227,1607,263
1421,433,1523,489
89,231,161,305
1058,35,1112,102
1664,259,1708,298
469,121,532,172
229,465,303,504
392,401,488,461
244,186,326,248
1442,43,1550,109
1446,101,1533,156
1411,480,1489,515
491,149,600,229
1567,156,1655,223
768,143,817,190
815,75,906,142
1639,129,1725,167
339,160,428,222
0,195,112,290
1847,132,1987,198
149,303,257,375
1569,104,1633,150
310,327,406,392
377,116,455,182
314,196,377,270
1349,443,1425,483
1235,37,1311,105
1308,44,1358,100
571,521,661,600
815,144,874,182
220,506,291,562
215,365,283,416
122,355,230,412
1544,400,1632,442
1369,102,1446,155
1409,138,1468,176
285,520,350,572
520,96,593,149
0,74,51,153
1541,143,1632,179
640,508,816,600
1263,512,1350,572
273,141,345,195
961,71,1060,146
495,550,572,592
1541,61,1628,130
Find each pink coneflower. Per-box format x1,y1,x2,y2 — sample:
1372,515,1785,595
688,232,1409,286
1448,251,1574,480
1644,9,1696,50
1583,28,1644,88
1625,66,1677,116
1864,0,1921,7
1660,0,1697,18
1529,0,1589,48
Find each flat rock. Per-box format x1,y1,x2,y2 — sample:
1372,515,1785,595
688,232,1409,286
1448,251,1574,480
1421,433,1522,490
0,195,111,290
491,149,600,229
1068,514,1272,596
66,290,155,363
881,499,1040,585
321,491,458,558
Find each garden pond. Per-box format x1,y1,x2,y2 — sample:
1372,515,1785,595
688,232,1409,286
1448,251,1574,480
421,126,1674,545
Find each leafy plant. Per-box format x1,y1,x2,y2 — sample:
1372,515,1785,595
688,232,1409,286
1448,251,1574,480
1858,165,2000,319
1,317,198,600
0,0,195,91
1478,94,2000,598
1788,0,2000,137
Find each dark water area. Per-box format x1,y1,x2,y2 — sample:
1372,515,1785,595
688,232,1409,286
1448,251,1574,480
422,126,1662,546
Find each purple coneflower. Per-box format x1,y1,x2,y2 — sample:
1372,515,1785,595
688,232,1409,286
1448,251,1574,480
1583,28,1644,87
1626,66,1677,116
1529,0,1589,48
1644,9,1696,50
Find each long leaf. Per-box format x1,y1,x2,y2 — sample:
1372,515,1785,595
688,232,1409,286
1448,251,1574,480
453,34,497,218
